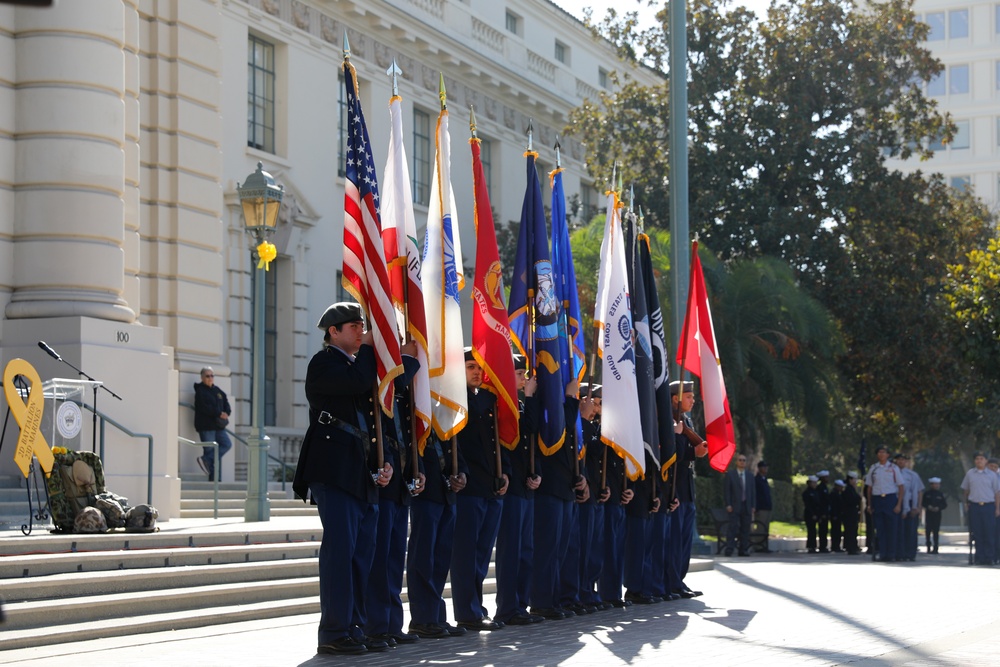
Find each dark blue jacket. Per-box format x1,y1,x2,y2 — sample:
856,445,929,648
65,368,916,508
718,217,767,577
193,382,231,432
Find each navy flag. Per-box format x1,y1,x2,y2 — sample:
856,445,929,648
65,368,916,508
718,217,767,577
509,151,566,455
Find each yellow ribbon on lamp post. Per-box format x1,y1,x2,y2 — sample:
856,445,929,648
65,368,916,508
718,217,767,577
256,241,277,271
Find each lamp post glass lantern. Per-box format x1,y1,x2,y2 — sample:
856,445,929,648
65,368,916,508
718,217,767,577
237,162,283,522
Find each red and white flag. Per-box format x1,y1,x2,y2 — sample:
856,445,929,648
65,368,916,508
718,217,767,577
341,61,403,415
676,241,736,472
381,91,432,452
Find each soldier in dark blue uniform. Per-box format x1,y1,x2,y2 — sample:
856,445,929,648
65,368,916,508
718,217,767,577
364,368,425,647
830,479,846,552
530,384,590,619
668,380,706,599
405,433,468,639
843,471,862,555
922,476,947,554
598,439,634,607
623,447,660,604
451,349,510,631
579,384,611,611
293,303,395,655
559,382,598,616
494,354,543,626
816,470,831,553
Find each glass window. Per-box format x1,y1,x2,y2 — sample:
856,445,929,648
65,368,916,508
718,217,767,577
251,259,279,426
599,67,609,89
412,108,431,206
247,35,276,153
555,41,567,64
929,132,945,152
580,183,599,222
997,61,1000,90
506,11,519,35
996,4,1000,33
950,64,970,94
996,117,1000,145
950,175,971,191
950,9,969,39
338,75,348,176
927,71,945,97
926,12,945,40
952,120,970,149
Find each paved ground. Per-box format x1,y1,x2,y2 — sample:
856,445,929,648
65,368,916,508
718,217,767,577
3,544,999,667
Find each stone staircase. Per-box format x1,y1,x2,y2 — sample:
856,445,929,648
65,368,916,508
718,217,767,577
179,480,317,518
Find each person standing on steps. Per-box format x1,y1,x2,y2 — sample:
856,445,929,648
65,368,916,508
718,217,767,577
193,366,233,482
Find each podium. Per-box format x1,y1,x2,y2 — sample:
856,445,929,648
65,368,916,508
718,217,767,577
41,378,103,452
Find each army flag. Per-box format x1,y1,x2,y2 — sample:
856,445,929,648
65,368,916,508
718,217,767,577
381,91,432,452
676,241,736,472
470,134,519,450
509,151,566,455
593,191,644,479
422,104,468,439
340,60,403,415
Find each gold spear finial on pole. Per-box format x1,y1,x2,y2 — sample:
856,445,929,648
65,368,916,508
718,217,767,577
438,72,447,110
343,30,351,60
387,58,402,96
470,106,478,138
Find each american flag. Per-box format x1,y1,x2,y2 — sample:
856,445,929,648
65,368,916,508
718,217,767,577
341,61,403,415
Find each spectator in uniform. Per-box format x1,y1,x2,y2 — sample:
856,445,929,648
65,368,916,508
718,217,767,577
802,475,822,554
293,302,395,655
842,471,862,555
865,446,904,563
960,452,1000,566
829,479,845,552
922,476,947,554
815,470,831,553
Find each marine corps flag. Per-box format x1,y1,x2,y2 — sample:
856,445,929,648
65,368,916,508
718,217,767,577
470,128,519,451
340,59,403,415
381,88,432,453
422,96,468,439
593,191,644,479
509,151,566,455
676,241,736,472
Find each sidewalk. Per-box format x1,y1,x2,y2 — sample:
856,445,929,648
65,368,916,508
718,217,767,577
3,543,996,667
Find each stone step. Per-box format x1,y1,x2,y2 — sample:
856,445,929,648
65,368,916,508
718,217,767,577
4,559,320,604
179,506,318,519
180,497,307,509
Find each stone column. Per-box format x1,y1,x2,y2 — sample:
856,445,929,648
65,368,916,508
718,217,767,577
5,0,134,323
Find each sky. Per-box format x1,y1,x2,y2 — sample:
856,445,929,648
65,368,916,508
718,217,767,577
554,0,772,29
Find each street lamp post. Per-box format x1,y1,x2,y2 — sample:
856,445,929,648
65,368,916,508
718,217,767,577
236,162,284,522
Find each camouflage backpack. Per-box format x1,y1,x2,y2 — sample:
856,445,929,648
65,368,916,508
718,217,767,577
124,504,158,533
73,506,108,533
94,491,130,529
46,450,107,533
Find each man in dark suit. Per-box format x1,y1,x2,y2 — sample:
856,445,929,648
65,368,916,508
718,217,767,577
724,454,756,557
293,303,405,655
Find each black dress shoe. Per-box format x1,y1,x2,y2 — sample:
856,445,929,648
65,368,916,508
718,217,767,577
456,618,501,631
681,587,703,597
505,613,535,626
390,631,419,644
608,598,632,608
598,601,615,610
738,552,750,557
408,623,449,639
673,588,695,599
624,592,656,605
318,637,366,655
363,636,390,652
531,607,567,620
368,633,397,648
663,592,681,601
441,622,467,636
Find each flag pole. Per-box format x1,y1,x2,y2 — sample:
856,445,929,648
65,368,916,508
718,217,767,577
524,119,541,480
387,58,421,493
593,164,616,497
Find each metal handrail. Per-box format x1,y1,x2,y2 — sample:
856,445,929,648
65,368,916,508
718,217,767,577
178,436,220,518
78,402,154,504
178,401,295,491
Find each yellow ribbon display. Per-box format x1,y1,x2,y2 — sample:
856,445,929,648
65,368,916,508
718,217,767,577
3,359,53,478
256,241,277,271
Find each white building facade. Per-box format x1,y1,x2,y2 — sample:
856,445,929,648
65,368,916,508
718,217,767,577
0,0,659,518
891,0,1000,208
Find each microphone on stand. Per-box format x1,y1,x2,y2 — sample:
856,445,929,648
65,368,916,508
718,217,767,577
38,341,62,362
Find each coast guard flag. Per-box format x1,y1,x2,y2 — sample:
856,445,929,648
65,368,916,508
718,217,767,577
593,192,644,479
340,61,403,415
381,91,432,453
550,166,586,456
422,104,468,439
471,136,519,450
509,151,566,455
676,241,736,472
